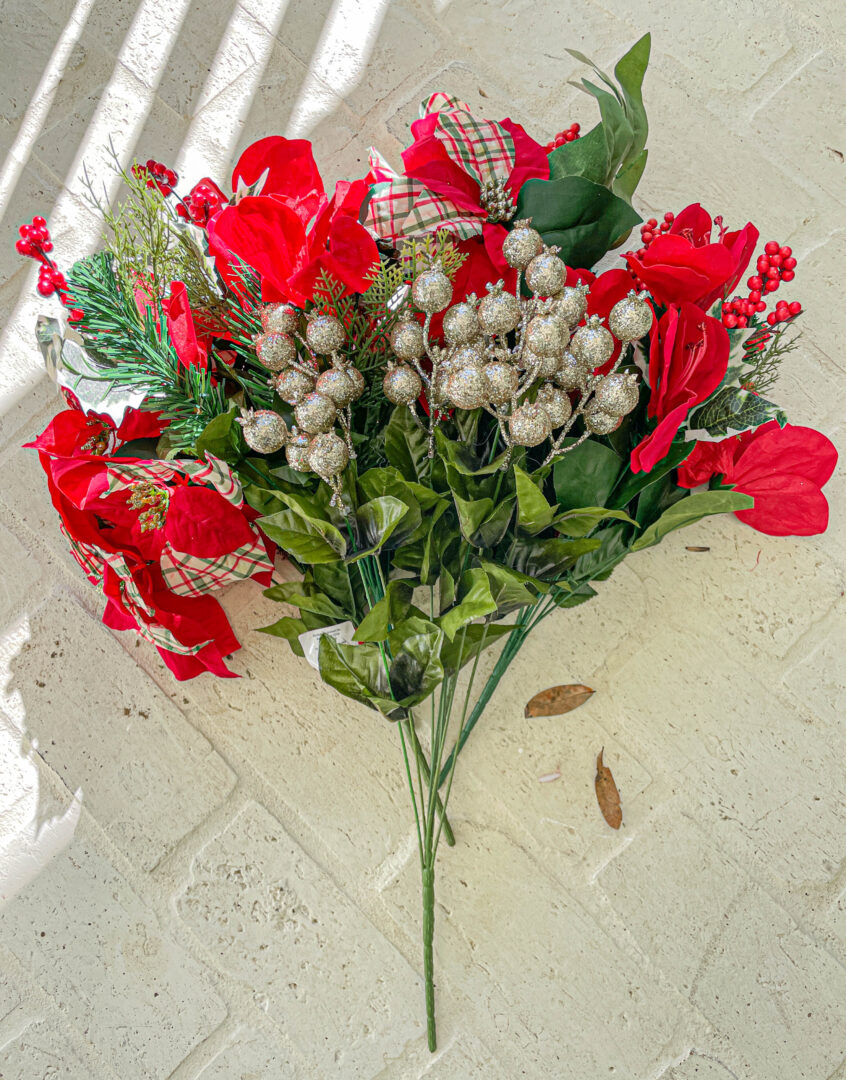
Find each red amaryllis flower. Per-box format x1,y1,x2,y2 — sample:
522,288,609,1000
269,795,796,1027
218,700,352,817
631,302,729,473
364,92,549,289
676,421,837,536
626,203,758,310
208,136,378,306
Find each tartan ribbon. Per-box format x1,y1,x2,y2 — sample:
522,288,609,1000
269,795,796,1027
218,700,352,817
103,453,244,507
161,536,273,597
365,93,517,242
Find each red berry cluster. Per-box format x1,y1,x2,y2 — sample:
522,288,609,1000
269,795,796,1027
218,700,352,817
545,123,580,152
176,179,226,227
132,159,178,197
16,216,80,313
634,212,675,258
721,241,800,329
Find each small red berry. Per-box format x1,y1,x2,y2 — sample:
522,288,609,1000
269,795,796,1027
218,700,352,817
747,275,763,290
779,245,792,257
663,211,674,222
764,240,780,256
766,266,780,280
755,300,766,312
723,314,738,328
646,218,657,228
782,256,797,270
756,255,770,273
748,289,761,303
780,269,795,282
766,312,778,325
788,301,802,315
737,315,748,328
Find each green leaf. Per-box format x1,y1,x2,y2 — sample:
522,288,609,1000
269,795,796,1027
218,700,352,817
441,622,515,674
258,509,345,563
609,439,694,509
384,405,430,483
613,32,650,152
347,496,408,561
571,521,632,582
505,535,600,580
553,506,638,537
273,489,348,555
513,463,556,534
631,490,754,551
257,615,307,655
515,175,641,269
312,562,360,620
438,568,497,640
317,635,401,719
354,580,415,642
451,490,513,548
357,467,423,547
439,565,456,613
553,439,623,509
613,148,648,201
548,123,610,185
194,407,246,464
551,582,598,609
263,582,347,621
387,617,445,706
479,560,548,615
420,506,456,586
687,385,788,440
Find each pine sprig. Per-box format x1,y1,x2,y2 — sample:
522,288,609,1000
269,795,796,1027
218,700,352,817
741,318,800,394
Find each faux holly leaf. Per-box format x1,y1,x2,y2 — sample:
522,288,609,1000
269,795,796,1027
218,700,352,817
687,385,788,440
631,489,754,551
515,175,642,269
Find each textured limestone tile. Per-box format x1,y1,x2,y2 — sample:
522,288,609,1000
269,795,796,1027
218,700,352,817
197,1022,304,1079
384,821,694,1078
793,230,846,371
0,0,65,159
690,884,846,1078
662,1051,747,1079
0,1017,95,1080
6,591,236,871
0,824,226,1078
0,521,43,631
0,970,21,1018
747,50,845,206
782,606,846,728
628,511,843,664
176,800,421,1078
596,623,846,885
598,808,748,994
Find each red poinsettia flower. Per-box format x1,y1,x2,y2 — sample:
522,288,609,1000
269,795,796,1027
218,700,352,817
30,403,166,457
208,137,378,306
677,421,837,536
365,92,549,294
631,302,729,473
626,203,758,310
28,408,275,678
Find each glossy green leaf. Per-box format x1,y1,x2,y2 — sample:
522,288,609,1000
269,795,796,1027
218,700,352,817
631,490,754,551
354,579,415,642
479,560,548,615
258,509,345,563
505,535,600,580
687,385,788,440
571,521,631,582
387,617,445,706
263,581,347,620
513,463,556,534
384,405,430,483
609,439,694,509
553,438,623,509
194,406,246,464
438,568,497,640
548,123,610,185
553,505,638,537
312,562,360,620
317,635,401,719
257,614,307,655
347,496,408,562
357,466,423,546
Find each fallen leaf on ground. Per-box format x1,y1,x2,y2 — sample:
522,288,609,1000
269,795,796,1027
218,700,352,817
685,545,710,552
525,684,594,717
595,748,622,829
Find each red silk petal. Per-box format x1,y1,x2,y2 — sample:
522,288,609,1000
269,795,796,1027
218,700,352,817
231,136,323,222
734,473,830,536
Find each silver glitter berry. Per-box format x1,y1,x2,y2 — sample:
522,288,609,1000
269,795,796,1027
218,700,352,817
274,367,314,404
608,291,653,342
536,384,572,429
522,347,561,380
556,283,590,328
446,365,490,410
509,402,552,447
554,352,592,391
593,371,640,416
502,219,543,270
412,267,453,313
390,317,425,359
255,330,296,371
570,315,615,369
444,342,485,372
316,367,359,407
583,403,622,435
383,363,423,405
237,409,287,454
307,431,349,479
294,391,337,434
483,360,518,405
478,290,521,335
524,251,566,296
344,365,365,400
286,430,312,472
525,313,569,357
442,302,480,345
260,303,299,334
306,314,346,355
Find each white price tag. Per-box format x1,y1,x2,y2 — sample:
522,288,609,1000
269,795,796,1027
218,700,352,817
298,621,357,670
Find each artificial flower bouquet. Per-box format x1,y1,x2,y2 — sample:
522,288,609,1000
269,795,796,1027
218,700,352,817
17,35,836,1049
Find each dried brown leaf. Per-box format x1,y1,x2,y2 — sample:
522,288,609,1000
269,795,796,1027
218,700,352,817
595,748,622,830
524,684,594,718
685,545,710,552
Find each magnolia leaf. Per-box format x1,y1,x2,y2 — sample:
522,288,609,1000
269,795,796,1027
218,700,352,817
595,748,622,829
438,568,497,640
631,489,753,551
257,615,307,655
514,463,556,534
687,385,788,441
553,439,623,510
317,635,401,719
553,506,638,537
525,684,594,717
